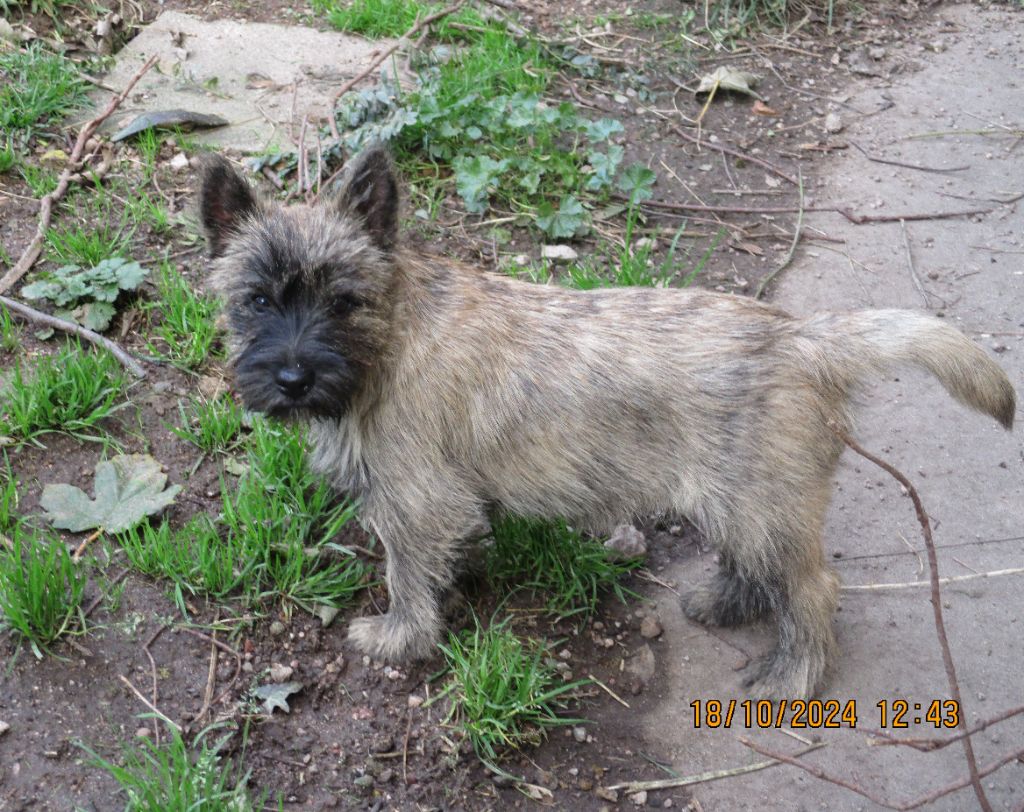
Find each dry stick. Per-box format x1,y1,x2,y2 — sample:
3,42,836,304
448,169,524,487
606,742,824,793
327,1,465,132
742,738,1023,811
82,569,129,618
633,197,993,226
0,54,159,295
119,674,181,732
669,122,799,187
871,704,1024,752
830,423,991,812
899,219,938,309
842,566,1024,591
755,170,804,299
194,629,220,724
181,628,242,708
849,139,970,173
0,295,146,378
72,528,103,562
144,625,168,745
587,673,630,709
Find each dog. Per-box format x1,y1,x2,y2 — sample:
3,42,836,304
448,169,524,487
199,145,1015,699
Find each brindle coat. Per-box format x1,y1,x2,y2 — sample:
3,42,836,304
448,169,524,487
200,146,1015,698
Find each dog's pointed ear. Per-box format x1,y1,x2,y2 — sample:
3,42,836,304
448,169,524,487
336,144,399,252
199,156,258,258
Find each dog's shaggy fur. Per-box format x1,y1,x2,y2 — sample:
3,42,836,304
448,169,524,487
200,145,1015,698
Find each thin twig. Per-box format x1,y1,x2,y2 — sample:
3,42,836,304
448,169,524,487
830,423,991,812
742,737,1022,811
870,704,1024,751
587,673,630,708
194,628,220,723
0,295,146,378
119,674,181,732
72,528,103,562
900,219,937,308
842,566,1024,591
607,742,824,792
82,569,129,618
669,123,799,186
755,170,804,299
849,139,970,173
181,628,242,708
329,2,465,111
144,625,168,744
402,710,413,784
0,54,158,295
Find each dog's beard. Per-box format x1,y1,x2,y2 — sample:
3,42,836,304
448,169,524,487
232,338,360,421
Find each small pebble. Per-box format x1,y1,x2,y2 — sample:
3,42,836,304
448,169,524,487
640,615,664,639
629,790,648,806
572,725,588,743
269,621,286,637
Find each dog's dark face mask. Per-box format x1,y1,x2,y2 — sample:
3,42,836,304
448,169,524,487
198,146,400,421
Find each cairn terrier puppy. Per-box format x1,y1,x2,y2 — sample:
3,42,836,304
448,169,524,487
199,145,1015,699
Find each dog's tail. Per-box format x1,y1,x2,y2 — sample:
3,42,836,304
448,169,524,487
797,309,1016,429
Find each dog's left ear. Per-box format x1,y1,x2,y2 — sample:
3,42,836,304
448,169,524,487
336,144,399,252
199,156,259,258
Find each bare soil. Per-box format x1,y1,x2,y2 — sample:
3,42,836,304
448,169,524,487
1,1,1020,810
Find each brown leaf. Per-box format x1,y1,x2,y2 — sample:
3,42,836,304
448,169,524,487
752,99,779,116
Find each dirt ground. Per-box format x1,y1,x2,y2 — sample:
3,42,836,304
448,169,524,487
1,1,1022,810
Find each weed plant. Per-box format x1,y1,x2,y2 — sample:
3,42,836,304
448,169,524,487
82,722,262,812
0,343,126,443
487,515,641,621
438,614,586,762
0,304,18,353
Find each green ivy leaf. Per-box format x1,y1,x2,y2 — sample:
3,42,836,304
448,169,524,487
453,155,509,214
585,144,624,191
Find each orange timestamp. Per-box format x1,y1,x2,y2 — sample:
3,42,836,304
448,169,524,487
689,699,962,729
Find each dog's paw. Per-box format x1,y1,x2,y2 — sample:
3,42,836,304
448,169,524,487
740,653,818,701
681,585,724,626
347,614,437,662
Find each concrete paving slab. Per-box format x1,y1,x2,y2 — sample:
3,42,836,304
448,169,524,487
638,5,1023,809
93,11,398,153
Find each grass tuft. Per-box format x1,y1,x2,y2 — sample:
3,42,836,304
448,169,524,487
145,263,222,371
0,530,87,657
0,43,88,141
171,395,245,454
0,342,126,444
439,613,586,762
312,0,426,37
0,304,19,353
487,515,641,620
82,722,262,811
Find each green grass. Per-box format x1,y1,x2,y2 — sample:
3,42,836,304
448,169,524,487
124,188,173,235
0,43,88,141
20,162,60,197
0,342,126,444
487,515,641,621
82,722,262,811
146,263,222,371
438,614,585,762
0,140,15,174
312,0,426,37
0,304,18,353
171,395,245,454
118,419,368,615
45,208,133,267
0,529,87,657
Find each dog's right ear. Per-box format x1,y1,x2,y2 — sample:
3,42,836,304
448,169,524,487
199,156,258,258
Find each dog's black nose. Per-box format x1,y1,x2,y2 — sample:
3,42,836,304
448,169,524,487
275,365,315,399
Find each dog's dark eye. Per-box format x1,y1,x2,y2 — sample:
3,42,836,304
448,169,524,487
251,292,271,310
332,293,362,316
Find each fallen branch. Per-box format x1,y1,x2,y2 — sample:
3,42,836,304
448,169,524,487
841,566,1024,591
755,170,804,299
634,197,993,225
607,742,824,792
849,139,970,173
871,704,1024,752
0,295,146,378
0,54,158,295
742,738,1023,811
669,122,799,187
328,2,465,139
830,423,991,811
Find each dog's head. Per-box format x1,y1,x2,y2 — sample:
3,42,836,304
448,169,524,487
198,145,400,420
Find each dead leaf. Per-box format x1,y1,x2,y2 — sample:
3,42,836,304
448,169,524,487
252,681,303,714
731,242,765,256
519,783,554,802
695,67,762,100
40,454,181,533
751,99,779,116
